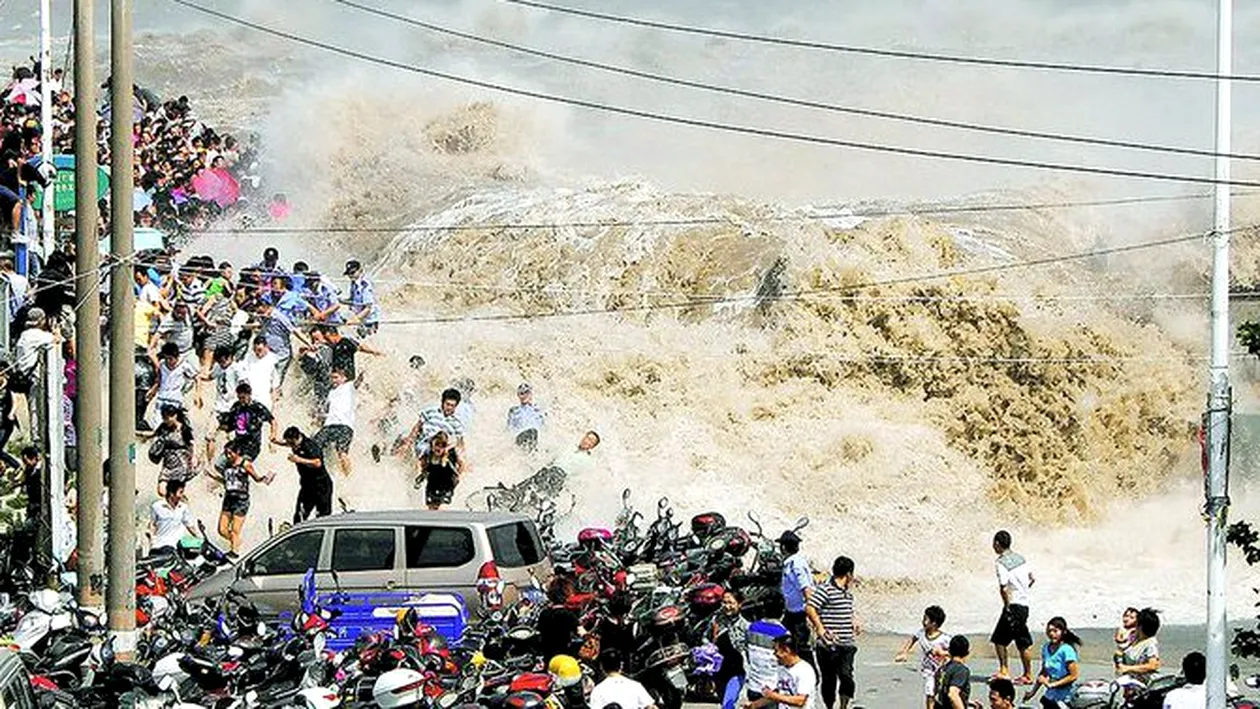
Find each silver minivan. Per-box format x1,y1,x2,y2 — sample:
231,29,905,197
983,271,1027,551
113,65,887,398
186,510,552,617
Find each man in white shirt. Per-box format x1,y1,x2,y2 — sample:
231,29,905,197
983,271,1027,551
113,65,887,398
1163,652,1206,709
749,635,817,709
239,335,279,409
149,342,203,414
589,651,657,709
134,266,165,307
990,530,1035,684
148,479,197,554
316,368,356,475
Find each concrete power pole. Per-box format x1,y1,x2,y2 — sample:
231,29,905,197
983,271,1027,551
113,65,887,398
73,0,104,608
106,0,136,661
1206,0,1234,707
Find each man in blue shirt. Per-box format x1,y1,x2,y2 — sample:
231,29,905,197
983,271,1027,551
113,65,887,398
302,272,343,324
270,275,307,323
343,259,380,338
257,301,307,396
779,530,815,668
507,382,545,451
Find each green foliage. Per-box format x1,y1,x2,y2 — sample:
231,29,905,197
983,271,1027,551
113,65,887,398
1238,321,1260,357
1228,521,1260,656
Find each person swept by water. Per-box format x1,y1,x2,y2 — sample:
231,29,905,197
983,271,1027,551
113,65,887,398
399,387,467,462
507,382,545,452
990,530,1035,684
416,430,464,510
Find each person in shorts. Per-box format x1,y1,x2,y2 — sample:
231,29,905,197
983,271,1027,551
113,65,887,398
416,430,464,510
894,605,951,709
990,530,1035,684
209,439,273,557
314,368,355,475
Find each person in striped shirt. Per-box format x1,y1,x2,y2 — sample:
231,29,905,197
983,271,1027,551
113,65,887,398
806,555,859,709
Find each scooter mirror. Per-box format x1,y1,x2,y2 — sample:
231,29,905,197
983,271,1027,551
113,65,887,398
658,497,669,511
793,516,809,531
622,489,631,502
436,693,461,709
257,621,268,637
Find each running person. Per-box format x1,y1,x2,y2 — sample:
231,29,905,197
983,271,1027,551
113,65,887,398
224,382,277,463
203,346,240,461
278,426,333,523
315,368,355,475
417,430,464,510
150,404,200,497
209,439,273,556
148,342,202,415
894,606,951,709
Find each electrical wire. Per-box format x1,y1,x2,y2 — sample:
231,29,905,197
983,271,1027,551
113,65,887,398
502,0,1260,84
331,0,1260,163
166,0,1260,189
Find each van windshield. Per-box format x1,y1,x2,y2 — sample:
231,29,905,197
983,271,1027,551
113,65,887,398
487,521,544,568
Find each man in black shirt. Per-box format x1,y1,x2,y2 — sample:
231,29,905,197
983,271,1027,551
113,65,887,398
324,326,382,382
224,381,276,461
278,426,333,523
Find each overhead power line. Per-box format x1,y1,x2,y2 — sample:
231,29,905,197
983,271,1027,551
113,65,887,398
503,0,1260,84
168,0,1260,189
332,0,1260,162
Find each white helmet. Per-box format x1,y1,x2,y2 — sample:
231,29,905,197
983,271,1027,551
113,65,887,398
372,668,428,709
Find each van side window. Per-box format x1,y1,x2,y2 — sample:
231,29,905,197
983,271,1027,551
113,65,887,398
487,522,544,568
1,675,31,709
252,530,324,576
332,528,397,572
406,526,474,568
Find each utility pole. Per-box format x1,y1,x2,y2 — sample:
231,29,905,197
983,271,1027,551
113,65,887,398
1206,0,1234,706
74,0,104,608
38,0,66,590
106,0,136,661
